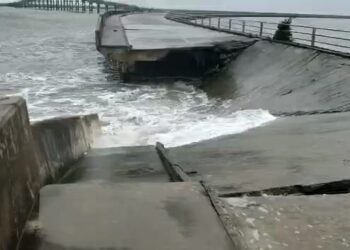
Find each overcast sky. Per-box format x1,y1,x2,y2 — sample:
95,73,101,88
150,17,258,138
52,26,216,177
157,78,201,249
119,0,350,15
1,0,350,15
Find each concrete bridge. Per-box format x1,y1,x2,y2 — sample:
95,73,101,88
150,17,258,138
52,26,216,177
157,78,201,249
3,0,140,13
95,12,257,81
95,11,350,81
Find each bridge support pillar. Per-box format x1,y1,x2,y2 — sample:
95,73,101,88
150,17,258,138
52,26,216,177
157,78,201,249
82,0,86,12
75,0,79,12
89,1,92,12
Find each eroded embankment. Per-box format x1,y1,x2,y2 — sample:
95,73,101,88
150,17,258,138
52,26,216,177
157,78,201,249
204,40,350,115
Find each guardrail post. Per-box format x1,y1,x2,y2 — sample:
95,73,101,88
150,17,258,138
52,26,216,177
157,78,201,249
242,20,246,33
311,28,317,46
209,17,212,27
218,18,221,29
229,19,232,30
259,22,264,36
201,18,204,25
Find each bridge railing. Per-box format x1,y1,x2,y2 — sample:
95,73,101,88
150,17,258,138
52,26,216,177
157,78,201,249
167,13,350,53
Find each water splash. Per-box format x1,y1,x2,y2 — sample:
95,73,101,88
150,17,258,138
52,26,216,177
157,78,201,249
0,9,276,148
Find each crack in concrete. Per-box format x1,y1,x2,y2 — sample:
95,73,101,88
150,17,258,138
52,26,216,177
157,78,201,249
219,179,350,198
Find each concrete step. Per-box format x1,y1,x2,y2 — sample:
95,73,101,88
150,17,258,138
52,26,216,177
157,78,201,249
61,146,169,184
35,182,233,250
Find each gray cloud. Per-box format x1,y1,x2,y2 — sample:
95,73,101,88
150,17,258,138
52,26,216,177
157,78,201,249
1,0,349,15
119,0,350,15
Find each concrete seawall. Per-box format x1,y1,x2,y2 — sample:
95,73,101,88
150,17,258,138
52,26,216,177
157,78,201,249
0,96,100,249
204,40,350,115
32,114,101,185
0,97,40,250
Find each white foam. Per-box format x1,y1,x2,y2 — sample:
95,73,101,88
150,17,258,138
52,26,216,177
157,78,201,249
88,83,277,147
2,70,276,148
148,109,275,147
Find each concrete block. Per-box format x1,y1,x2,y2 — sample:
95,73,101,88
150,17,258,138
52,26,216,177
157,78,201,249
37,182,233,250
0,96,40,250
32,114,101,185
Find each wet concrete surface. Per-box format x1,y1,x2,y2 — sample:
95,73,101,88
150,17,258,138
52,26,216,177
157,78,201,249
121,13,253,50
0,97,40,250
101,15,129,48
34,182,233,250
61,146,169,183
221,194,350,250
204,40,350,115
170,111,350,193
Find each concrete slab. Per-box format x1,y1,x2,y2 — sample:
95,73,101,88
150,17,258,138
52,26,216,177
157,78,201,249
61,146,169,183
170,112,350,193
222,194,350,250
36,183,233,250
121,13,251,50
101,15,129,48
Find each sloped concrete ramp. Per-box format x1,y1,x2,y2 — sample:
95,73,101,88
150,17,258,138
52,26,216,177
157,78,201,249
61,146,169,183
204,40,350,115
170,111,350,193
37,182,233,250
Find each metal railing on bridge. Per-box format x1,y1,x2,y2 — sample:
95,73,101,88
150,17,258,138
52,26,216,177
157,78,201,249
167,12,350,54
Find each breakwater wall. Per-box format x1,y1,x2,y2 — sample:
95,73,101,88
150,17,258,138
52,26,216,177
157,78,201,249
0,97,39,250
32,114,100,185
204,40,350,115
0,96,100,249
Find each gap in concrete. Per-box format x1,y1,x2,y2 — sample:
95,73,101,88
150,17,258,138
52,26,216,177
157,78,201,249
113,41,253,82
219,179,350,198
